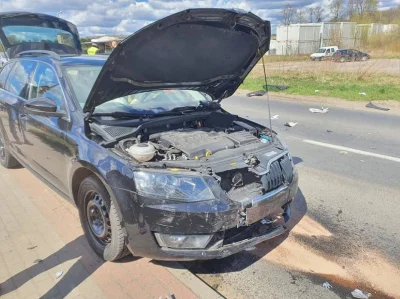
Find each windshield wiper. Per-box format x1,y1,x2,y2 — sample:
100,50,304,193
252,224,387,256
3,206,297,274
91,102,221,119
91,111,148,119
169,101,221,113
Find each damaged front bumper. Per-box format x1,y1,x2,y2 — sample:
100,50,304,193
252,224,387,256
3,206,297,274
123,170,298,261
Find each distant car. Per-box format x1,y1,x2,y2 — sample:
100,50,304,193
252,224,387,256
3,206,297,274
310,46,338,61
333,49,370,62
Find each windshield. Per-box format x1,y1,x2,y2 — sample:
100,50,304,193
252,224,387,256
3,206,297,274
64,65,212,114
317,48,326,53
3,26,77,48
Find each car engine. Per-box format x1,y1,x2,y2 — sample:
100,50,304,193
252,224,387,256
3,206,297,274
121,121,271,162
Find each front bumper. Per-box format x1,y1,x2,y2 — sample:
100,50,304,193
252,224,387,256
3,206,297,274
123,170,298,261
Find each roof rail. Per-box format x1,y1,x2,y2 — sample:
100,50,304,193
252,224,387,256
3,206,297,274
15,50,61,60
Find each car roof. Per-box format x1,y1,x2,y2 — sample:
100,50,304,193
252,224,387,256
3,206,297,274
8,54,107,68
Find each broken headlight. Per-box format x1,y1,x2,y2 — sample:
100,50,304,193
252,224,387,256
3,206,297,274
133,171,216,202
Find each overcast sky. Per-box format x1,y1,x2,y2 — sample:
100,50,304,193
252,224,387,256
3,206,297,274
1,0,399,36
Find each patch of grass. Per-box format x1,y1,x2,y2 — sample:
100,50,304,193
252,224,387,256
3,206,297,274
241,73,400,101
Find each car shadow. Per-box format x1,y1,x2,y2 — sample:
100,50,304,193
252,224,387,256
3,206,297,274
179,188,308,274
0,235,138,298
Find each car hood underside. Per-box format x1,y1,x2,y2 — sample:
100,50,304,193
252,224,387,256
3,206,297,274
83,8,271,113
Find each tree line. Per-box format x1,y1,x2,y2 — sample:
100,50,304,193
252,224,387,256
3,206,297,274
281,1,400,25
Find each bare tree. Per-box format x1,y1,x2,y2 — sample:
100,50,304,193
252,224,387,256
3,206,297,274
281,4,296,26
314,5,324,22
297,9,307,23
308,7,314,22
330,0,343,21
347,0,356,19
348,0,378,18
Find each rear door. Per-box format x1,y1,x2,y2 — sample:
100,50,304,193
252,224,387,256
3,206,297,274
19,61,70,194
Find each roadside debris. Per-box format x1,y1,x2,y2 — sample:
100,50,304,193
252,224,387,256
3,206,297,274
284,122,298,127
309,107,329,113
340,151,348,155
315,90,320,93
351,288,371,299
327,130,333,133
27,246,37,250
361,160,365,163
246,90,265,97
322,282,332,289
271,115,279,120
366,102,390,111
268,84,289,91
55,271,63,279
359,92,367,96
159,295,175,299
33,259,43,264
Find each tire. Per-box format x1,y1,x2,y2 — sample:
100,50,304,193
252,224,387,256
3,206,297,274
361,56,368,61
318,57,323,61
0,130,20,168
339,57,346,63
311,57,316,61
78,175,129,261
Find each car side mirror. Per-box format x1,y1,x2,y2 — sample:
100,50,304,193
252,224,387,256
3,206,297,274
24,97,65,117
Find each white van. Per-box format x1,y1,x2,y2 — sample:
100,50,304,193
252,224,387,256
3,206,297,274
310,46,338,61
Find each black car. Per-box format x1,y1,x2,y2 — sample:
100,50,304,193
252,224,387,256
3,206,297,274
333,49,370,62
0,10,298,261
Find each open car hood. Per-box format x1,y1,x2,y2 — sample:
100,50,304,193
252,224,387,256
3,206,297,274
83,8,270,113
0,12,82,58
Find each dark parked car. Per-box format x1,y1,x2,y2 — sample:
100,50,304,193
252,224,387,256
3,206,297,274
0,10,298,261
333,49,370,62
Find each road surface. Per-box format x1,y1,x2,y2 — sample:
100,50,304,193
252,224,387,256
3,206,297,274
183,95,400,299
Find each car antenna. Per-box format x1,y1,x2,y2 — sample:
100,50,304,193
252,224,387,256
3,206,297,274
261,54,273,142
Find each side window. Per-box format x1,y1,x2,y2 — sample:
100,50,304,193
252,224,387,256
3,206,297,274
0,63,14,89
30,63,65,112
6,60,37,99
326,49,331,53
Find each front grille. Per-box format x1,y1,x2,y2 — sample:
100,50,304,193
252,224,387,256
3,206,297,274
262,161,284,192
218,154,293,207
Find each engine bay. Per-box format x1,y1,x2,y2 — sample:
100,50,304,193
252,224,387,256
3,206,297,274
116,116,273,163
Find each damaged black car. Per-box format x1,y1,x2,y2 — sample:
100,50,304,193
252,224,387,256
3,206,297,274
0,9,298,261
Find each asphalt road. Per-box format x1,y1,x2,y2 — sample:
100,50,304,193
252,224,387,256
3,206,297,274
183,95,400,299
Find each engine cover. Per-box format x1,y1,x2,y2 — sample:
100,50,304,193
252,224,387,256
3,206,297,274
159,129,259,159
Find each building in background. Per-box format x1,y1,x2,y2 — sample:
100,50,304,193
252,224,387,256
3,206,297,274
274,22,399,55
276,22,356,55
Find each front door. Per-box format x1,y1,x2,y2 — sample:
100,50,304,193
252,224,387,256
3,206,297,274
19,62,70,194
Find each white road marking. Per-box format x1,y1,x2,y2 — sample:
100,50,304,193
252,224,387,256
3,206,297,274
303,139,400,163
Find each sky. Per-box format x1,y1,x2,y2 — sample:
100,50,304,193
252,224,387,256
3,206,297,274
1,0,399,36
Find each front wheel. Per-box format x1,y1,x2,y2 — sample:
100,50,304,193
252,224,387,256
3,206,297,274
78,175,129,261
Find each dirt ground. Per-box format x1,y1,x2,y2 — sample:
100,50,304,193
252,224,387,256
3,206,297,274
254,58,400,76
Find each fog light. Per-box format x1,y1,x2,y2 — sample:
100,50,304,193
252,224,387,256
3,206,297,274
154,233,213,249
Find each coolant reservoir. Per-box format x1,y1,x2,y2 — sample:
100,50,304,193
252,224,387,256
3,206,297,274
127,143,156,162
